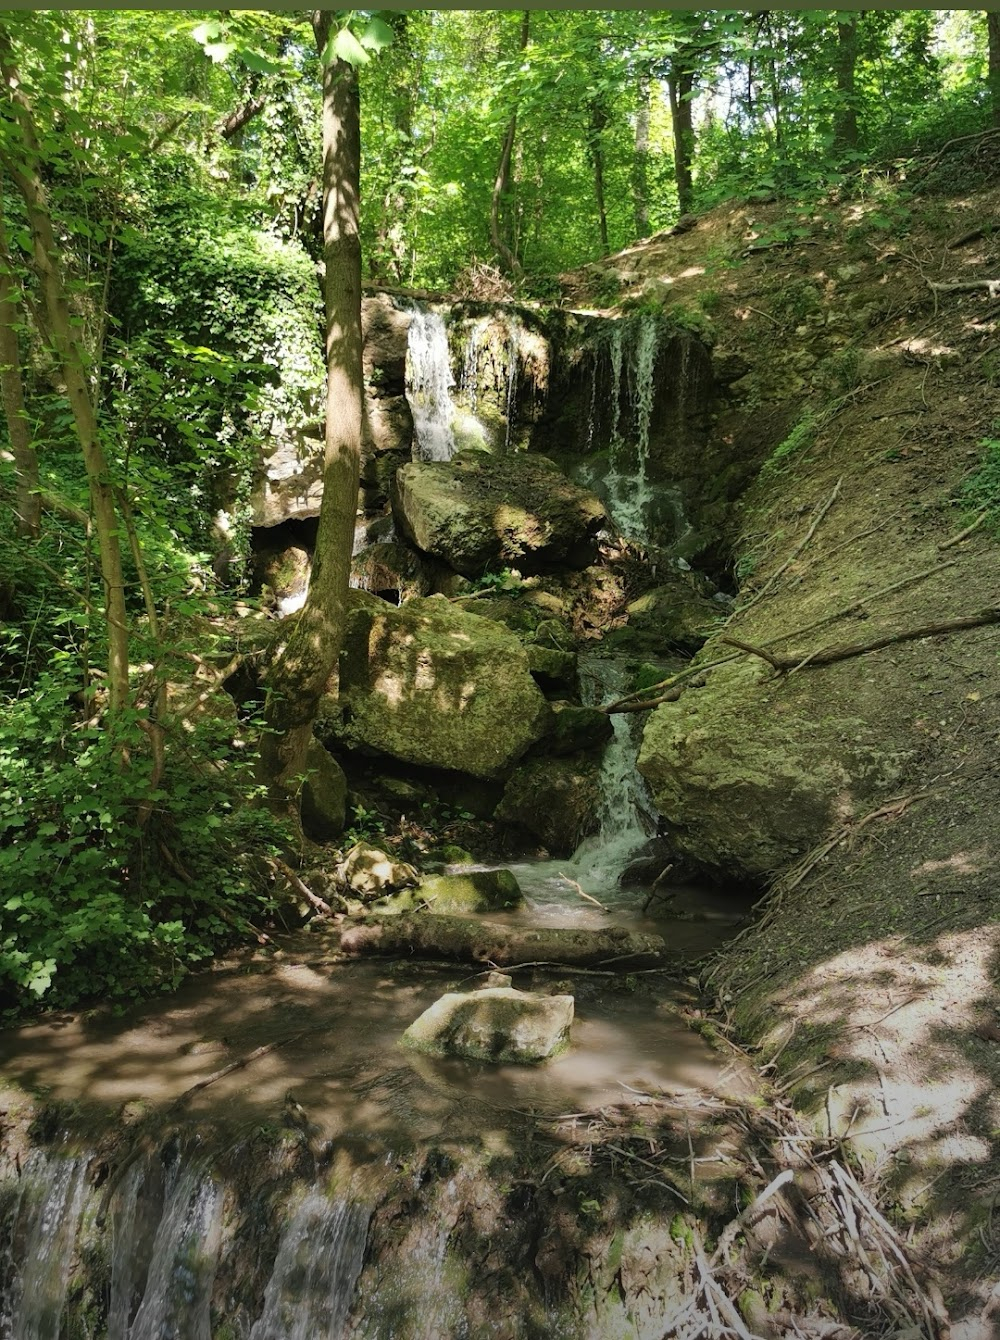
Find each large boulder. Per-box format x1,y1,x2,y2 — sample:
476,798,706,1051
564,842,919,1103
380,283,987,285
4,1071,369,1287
625,572,724,654
322,592,552,779
249,426,325,527
637,657,908,879
391,453,607,578
496,755,601,856
300,740,348,841
400,986,574,1063
334,841,418,899
383,869,523,915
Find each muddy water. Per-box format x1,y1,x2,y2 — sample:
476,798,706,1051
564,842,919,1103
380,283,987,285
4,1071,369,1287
0,934,751,1142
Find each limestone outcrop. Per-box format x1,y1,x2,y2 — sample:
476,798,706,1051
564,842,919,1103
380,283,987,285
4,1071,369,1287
321,592,552,779
391,453,607,578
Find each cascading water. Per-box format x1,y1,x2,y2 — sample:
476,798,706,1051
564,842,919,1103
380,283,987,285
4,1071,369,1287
511,655,657,918
0,1150,91,1340
250,1189,370,1340
600,313,660,547
405,307,458,463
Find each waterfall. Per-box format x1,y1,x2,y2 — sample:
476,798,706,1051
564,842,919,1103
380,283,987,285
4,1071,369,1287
0,1151,92,1340
503,320,519,449
117,1161,222,1340
593,313,661,548
250,1189,370,1340
405,308,458,463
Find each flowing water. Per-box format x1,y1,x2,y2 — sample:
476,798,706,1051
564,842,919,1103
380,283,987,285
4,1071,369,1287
405,307,459,462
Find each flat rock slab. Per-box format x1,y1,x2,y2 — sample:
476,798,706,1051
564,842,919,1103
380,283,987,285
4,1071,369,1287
339,913,667,970
401,986,574,1063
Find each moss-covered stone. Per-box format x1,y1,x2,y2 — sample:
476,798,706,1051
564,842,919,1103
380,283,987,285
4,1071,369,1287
544,703,614,756
325,592,552,780
382,868,523,915
299,740,347,841
496,754,601,855
400,986,574,1062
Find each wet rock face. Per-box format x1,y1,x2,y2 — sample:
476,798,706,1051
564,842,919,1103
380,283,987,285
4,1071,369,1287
637,659,907,879
322,591,552,780
391,453,607,578
400,986,574,1063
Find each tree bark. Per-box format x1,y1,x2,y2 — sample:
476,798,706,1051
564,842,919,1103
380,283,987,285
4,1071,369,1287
0,32,130,713
988,11,1000,130
587,96,610,256
340,913,669,970
490,10,529,275
0,191,39,539
833,15,860,155
262,12,364,788
668,65,695,216
632,70,651,239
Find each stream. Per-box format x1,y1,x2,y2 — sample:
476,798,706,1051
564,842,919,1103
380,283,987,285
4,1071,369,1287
0,654,754,1339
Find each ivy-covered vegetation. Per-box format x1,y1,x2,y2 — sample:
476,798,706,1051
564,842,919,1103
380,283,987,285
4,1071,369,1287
1,7,999,1019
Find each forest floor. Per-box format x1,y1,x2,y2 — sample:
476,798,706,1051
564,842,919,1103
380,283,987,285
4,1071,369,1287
562,156,1000,1335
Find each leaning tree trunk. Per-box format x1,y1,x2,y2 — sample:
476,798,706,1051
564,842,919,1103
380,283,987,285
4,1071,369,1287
262,12,364,789
988,10,1000,130
0,33,130,713
668,65,695,216
490,10,529,276
587,96,611,257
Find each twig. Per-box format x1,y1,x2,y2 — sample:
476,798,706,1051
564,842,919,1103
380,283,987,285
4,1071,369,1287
720,637,783,671
170,1030,308,1106
764,605,1000,672
939,508,989,550
927,277,1000,301
733,476,843,617
266,855,332,917
947,223,999,250
558,872,605,910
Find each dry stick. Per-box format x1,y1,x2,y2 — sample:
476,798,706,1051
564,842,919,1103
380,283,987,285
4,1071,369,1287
558,872,605,910
927,278,1000,300
732,476,843,618
719,636,783,670
604,560,957,715
170,1030,308,1106
266,855,333,917
765,606,1000,672
947,223,1000,250
939,508,989,550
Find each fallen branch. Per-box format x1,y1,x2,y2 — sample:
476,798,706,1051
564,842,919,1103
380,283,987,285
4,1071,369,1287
939,508,989,550
719,637,783,670
558,872,605,910
947,223,1000,250
767,606,1000,672
732,476,843,618
340,913,667,969
170,1031,308,1106
927,278,1000,312
266,855,332,917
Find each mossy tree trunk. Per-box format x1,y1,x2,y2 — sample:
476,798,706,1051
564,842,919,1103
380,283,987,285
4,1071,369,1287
0,190,39,539
988,10,1000,130
262,11,363,790
668,65,695,216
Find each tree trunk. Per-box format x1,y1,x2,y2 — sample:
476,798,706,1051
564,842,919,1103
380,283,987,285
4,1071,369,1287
632,69,650,239
0,33,130,713
988,11,1000,130
490,10,529,275
0,194,39,539
833,15,860,155
668,66,695,216
262,12,364,789
587,97,610,256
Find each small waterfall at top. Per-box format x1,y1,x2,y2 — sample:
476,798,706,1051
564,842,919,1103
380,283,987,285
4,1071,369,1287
405,307,458,462
600,313,659,547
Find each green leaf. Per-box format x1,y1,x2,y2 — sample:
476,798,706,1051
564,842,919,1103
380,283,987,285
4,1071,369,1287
204,41,237,64
190,19,223,44
359,16,394,53
327,26,370,67
238,47,286,76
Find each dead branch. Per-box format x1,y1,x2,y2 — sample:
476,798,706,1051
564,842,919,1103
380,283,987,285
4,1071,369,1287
939,509,989,550
266,855,332,917
733,476,843,618
558,872,606,910
927,277,1000,304
947,223,1000,251
768,606,1000,672
720,637,783,670
170,1031,308,1106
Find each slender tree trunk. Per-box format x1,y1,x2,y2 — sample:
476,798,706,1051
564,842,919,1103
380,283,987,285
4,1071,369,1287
587,97,610,256
632,69,650,239
833,15,860,155
262,12,364,789
0,34,130,713
0,192,39,539
668,66,695,216
490,10,529,275
988,11,1000,130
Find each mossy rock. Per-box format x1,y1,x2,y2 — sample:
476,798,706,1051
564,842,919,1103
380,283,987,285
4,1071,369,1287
382,868,523,914
400,986,573,1063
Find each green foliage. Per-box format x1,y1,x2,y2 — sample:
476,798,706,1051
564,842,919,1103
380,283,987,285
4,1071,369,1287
0,667,288,1018
958,434,1000,535
761,413,818,478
